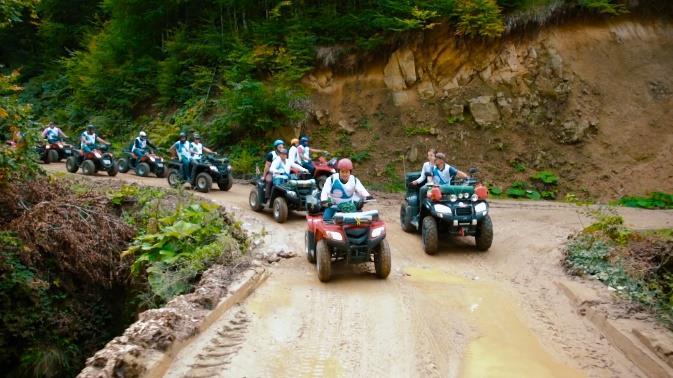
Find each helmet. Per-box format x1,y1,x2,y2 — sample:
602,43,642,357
337,158,353,171
86,124,95,130
48,122,56,127
193,133,201,140
139,131,147,137
179,132,186,138
279,148,288,155
273,139,285,147
435,152,446,161
300,136,309,144
291,138,299,145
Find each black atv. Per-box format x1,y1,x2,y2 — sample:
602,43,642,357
118,149,166,177
36,139,75,163
249,173,319,223
65,144,119,177
400,168,493,254
166,154,233,193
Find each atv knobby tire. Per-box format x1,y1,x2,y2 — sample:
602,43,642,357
167,169,181,187
475,214,493,251
375,239,391,279
316,239,331,282
107,161,118,177
218,174,233,191
249,188,264,212
117,158,130,173
136,162,150,177
305,231,316,264
82,160,96,176
195,172,212,193
48,149,59,163
273,196,288,223
422,216,438,255
65,156,79,173
400,204,414,233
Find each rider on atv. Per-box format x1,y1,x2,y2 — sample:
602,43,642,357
263,139,285,199
132,131,156,158
168,132,191,181
42,122,68,144
298,136,326,174
270,148,308,186
430,152,468,185
410,148,436,187
188,133,215,181
80,124,109,153
320,158,371,221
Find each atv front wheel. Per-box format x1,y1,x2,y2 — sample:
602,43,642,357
117,158,130,173
273,196,288,223
374,239,391,279
218,174,233,191
65,156,79,173
316,239,331,282
48,149,59,163
249,188,264,212
475,214,493,251
400,204,414,233
422,216,438,255
167,169,181,187
82,160,96,176
195,172,212,193
305,231,316,264
107,161,118,177
136,162,150,177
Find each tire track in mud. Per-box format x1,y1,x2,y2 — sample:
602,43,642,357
182,309,250,378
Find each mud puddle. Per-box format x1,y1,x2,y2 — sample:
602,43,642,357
404,267,585,378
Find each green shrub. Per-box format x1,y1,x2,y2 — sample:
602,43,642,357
617,192,673,210
530,170,559,185
453,0,505,38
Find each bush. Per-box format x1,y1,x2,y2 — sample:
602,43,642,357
453,0,505,38
617,192,673,210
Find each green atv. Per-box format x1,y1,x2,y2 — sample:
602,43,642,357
400,169,493,254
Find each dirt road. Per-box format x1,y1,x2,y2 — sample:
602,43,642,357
46,165,673,377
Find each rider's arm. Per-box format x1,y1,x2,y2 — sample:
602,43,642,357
291,162,308,173
203,146,214,154
80,133,88,144
96,136,109,145
59,130,68,139
320,176,333,202
450,166,468,180
354,177,370,198
147,140,156,149
412,162,429,185
41,128,49,137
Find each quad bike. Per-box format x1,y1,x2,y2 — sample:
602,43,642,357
249,173,318,223
400,168,492,254
65,144,118,177
36,139,75,163
166,153,233,193
312,154,338,189
118,149,166,177
305,198,391,282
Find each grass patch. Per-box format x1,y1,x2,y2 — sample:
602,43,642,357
616,192,673,210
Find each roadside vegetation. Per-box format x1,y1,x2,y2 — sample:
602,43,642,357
564,208,673,328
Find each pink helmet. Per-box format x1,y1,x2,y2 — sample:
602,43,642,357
337,158,353,171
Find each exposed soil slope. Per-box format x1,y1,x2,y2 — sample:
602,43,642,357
303,18,673,199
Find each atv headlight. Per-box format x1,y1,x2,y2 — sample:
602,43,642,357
449,194,457,202
471,194,479,202
370,226,385,238
286,190,297,199
228,165,232,172
209,165,219,172
149,156,156,162
434,204,452,215
475,202,488,213
326,231,343,241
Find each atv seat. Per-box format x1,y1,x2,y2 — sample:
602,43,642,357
333,210,379,225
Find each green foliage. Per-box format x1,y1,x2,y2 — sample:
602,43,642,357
530,170,559,185
404,126,433,136
0,0,38,30
382,161,405,192
617,192,673,210
579,0,627,15
512,161,526,172
487,183,503,197
583,208,631,245
446,115,464,125
453,0,505,38
351,150,372,163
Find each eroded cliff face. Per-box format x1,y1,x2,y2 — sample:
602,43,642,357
302,19,673,198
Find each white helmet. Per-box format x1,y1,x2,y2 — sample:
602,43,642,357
139,131,147,137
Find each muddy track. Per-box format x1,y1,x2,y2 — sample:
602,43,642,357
45,165,673,377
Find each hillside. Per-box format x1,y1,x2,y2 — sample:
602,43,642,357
303,18,673,199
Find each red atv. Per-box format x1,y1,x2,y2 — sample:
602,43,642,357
305,200,391,282
293,153,337,189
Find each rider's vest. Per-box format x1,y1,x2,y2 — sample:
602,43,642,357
175,141,191,159
432,165,454,185
81,132,96,149
329,173,358,205
190,142,203,159
45,128,60,141
134,137,147,150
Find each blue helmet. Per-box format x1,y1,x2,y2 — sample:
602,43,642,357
273,139,285,148
300,136,309,146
